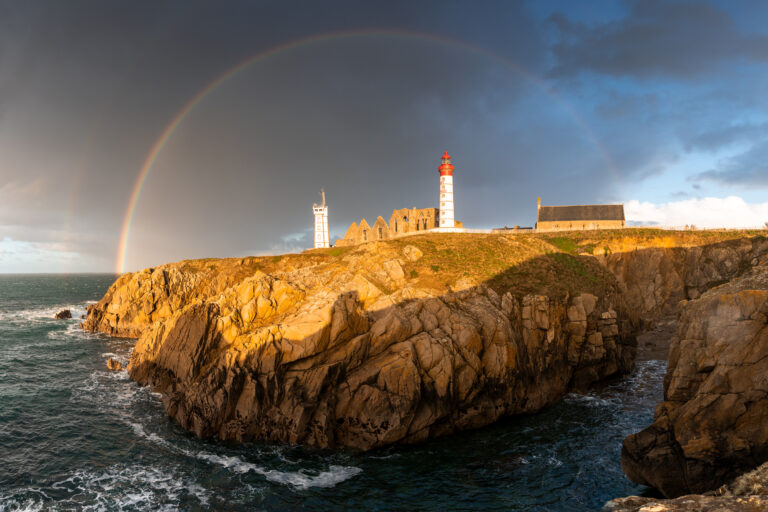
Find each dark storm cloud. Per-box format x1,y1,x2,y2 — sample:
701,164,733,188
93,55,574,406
5,0,767,272
1,0,560,271
684,123,768,152
549,0,768,78
693,139,768,186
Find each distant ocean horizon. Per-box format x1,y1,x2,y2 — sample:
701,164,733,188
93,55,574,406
0,273,660,511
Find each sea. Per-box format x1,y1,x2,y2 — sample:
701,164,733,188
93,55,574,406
0,274,662,511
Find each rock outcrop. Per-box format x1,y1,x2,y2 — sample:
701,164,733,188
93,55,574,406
106,357,123,371
84,231,768,455
603,236,768,328
606,461,768,511
85,235,636,450
55,309,72,320
622,263,768,497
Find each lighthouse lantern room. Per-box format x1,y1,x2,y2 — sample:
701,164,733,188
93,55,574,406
438,151,455,228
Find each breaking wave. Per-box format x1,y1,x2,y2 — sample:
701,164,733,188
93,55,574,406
129,422,362,490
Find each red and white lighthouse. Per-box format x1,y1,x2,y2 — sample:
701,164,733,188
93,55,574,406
438,151,455,228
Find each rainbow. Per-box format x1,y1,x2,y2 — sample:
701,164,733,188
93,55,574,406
116,29,617,274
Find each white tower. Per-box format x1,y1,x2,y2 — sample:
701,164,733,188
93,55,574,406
438,151,455,228
313,189,330,248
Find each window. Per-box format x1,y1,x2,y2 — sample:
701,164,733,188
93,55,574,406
422,219,427,230
394,220,398,232
363,229,367,241
378,227,383,239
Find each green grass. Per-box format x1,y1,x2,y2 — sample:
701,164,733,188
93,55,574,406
327,246,353,258
547,237,579,254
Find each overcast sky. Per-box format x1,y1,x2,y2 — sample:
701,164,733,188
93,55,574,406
2,0,768,273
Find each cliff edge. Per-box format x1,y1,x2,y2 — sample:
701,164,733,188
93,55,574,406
85,233,636,450
85,230,768,456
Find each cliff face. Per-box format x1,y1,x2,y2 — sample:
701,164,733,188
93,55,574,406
86,235,636,450
603,236,768,328
85,231,768,457
621,263,768,497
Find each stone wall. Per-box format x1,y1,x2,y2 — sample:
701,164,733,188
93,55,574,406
536,219,625,232
389,207,439,235
337,207,448,246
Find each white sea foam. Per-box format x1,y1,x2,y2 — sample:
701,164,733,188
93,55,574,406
46,320,100,341
563,393,611,407
194,452,362,489
0,495,46,512
0,303,87,324
129,422,183,455
129,420,362,490
50,464,209,510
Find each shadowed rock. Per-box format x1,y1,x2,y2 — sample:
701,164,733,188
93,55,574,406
622,264,768,497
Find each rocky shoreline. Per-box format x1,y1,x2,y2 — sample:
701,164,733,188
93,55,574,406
84,231,768,500
86,235,637,450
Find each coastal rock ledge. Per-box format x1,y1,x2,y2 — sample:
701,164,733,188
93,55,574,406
621,263,768,498
84,235,636,450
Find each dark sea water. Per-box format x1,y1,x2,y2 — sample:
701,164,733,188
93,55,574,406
0,274,662,511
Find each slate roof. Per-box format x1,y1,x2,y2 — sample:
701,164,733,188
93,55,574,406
537,204,625,222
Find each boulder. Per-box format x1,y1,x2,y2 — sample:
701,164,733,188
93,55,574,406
54,309,72,319
403,245,423,262
106,358,123,371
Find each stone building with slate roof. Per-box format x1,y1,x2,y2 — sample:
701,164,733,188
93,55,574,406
535,197,625,232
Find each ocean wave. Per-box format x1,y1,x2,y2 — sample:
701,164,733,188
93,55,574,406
49,464,209,510
0,304,87,324
129,421,362,490
70,368,145,411
46,321,102,342
195,452,362,490
0,490,48,512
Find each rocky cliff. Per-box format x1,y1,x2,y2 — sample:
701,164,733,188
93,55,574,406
85,230,768,456
602,235,768,328
621,261,768,497
85,234,636,450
